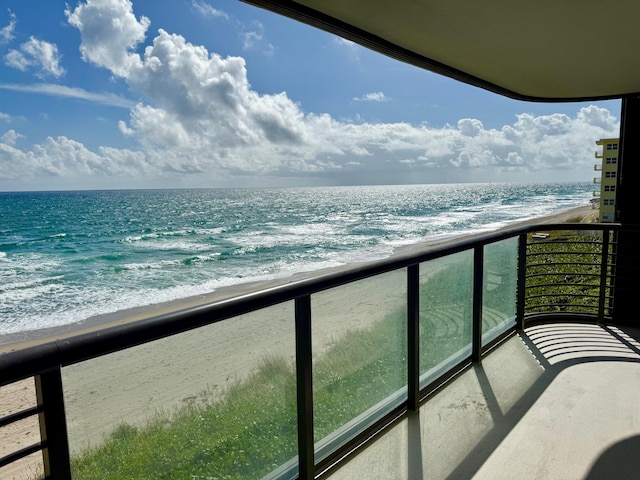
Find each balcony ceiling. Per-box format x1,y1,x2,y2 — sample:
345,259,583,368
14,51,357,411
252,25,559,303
243,0,640,102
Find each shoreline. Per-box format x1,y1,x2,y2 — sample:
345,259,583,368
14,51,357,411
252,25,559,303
0,204,597,474
0,204,596,351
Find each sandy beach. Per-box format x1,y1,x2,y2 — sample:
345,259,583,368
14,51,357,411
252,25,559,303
0,204,597,479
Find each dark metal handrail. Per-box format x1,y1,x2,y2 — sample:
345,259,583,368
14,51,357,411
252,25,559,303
0,221,636,480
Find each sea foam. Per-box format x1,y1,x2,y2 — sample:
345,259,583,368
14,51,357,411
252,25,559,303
0,183,592,335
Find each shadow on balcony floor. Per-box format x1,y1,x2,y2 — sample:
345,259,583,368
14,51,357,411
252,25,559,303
325,322,640,480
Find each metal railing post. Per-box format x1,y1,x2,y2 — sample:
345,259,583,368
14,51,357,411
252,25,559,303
35,368,72,480
516,233,528,330
598,229,611,323
472,246,484,363
295,295,314,480
407,264,420,411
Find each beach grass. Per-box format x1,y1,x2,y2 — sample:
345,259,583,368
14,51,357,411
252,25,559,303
68,262,476,480
71,355,298,479
3,205,599,479
47,229,602,479
49,230,598,479
70,316,405,479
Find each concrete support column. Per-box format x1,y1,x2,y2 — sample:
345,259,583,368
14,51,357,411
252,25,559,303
611,97,640,324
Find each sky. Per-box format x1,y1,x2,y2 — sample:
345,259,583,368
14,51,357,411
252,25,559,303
0,0,622,191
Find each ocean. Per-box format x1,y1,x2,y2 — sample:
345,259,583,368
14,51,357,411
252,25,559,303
0,182,592,336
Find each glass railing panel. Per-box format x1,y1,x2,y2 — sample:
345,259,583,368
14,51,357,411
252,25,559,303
419,251,473,387
311,269,407,462
62,303,298,480
482,238,518,345
526,230,604,316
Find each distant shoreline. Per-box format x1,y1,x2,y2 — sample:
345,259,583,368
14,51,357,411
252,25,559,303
0,204,596,351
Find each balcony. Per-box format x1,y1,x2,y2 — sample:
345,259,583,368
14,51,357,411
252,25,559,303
594,164,602,171
327,321,640,480
595,151,603,158
1,223,637,480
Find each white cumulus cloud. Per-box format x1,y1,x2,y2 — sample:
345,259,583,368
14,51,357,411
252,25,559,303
0,103,618,185
1,0,618,188
5,37,65,78
65,0,149,77
0,134,153,180
1,129,21,145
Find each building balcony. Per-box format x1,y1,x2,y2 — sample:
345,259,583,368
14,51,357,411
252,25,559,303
328,322,640,480
1,223,637,480
594,177,600,183
595,151,603,158
594,164,602,171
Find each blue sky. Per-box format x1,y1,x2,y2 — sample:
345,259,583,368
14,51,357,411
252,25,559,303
0,0,621,191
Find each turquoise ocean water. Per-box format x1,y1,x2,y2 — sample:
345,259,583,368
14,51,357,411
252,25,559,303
0,182,592,335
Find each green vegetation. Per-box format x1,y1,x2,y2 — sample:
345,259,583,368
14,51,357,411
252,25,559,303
419,253,473,374
70,310,410,479
71,356,298,480
525,231,610,315
68,233,602,479
313,306,407,441
69,260,495,480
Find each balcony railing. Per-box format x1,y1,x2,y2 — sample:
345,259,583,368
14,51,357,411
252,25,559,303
524,228,613,321
0,223,632,480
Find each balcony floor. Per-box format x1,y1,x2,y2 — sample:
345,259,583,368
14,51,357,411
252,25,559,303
326,322,640,480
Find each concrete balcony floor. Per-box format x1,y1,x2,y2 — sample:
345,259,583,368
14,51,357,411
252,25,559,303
326,322,640,480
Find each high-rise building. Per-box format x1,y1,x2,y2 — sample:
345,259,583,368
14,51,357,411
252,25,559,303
595,138,619,222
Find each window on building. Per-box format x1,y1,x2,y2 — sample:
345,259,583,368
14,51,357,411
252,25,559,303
606,157,617,164
605,171,617,178
607,144,619,150
604,185,616,192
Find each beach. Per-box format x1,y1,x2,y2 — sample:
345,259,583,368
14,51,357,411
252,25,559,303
0,183,594,339
0,204,597,350
0,204,596,478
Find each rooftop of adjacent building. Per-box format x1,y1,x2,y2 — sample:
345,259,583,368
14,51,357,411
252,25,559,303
596,138,620,145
